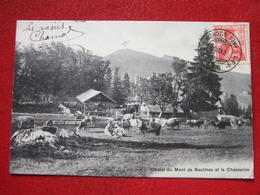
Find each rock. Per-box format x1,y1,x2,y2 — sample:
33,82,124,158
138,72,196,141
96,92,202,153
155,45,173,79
11,127,59,148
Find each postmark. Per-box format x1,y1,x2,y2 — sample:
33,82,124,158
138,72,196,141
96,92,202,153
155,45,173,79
198,29,242,73
214,24,248,62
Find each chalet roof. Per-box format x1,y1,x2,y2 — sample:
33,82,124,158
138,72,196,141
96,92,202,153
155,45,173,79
76,89,116,104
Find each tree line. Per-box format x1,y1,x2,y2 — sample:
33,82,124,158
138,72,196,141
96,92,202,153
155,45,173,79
222,93,251,118
14,42,130,105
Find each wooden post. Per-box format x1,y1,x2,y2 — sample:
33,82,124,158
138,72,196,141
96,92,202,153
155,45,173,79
108,103,110,117
113,104,115,116
83,102,86,115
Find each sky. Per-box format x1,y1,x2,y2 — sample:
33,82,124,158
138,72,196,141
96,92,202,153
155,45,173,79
16,20,251,74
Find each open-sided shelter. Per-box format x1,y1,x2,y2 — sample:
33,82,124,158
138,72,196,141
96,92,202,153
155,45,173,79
76,89,116,116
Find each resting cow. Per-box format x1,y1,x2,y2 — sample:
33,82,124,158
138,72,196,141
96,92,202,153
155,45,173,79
104,120,127,137
104,120,115,136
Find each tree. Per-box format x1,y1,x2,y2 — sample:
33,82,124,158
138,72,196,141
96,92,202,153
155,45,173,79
13,42,111,103
111,67,125,105
245,104,252,119
13,43,25,102
122,73,131,102
147,73,175,114
104,67,112,95
171,57,187,112
135,77,150,104
180,30,223,115
248,84,252,95
180,61,222,114
222,94,242,116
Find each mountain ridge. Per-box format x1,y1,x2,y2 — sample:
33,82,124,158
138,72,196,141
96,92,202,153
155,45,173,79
104,49,251,107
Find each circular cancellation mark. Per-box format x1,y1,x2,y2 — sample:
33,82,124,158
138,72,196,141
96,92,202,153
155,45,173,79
198,29,242,73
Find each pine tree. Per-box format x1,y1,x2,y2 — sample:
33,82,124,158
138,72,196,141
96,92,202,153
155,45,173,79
245,104,252,119
223,94,242,116
111,67,125,105
122,73,131,102
180,30,223,115
104,67,112,95
136,77,150,104
181,61,222,114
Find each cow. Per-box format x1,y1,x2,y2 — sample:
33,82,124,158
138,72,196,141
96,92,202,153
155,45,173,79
115,111,124,120
162,118,180,130
238,118,251,127
88,116,96,128
212,120,230,129
104,120,115,136
76,119,89,133
122,118,131,132
186,119,204,128
138,118,161,136
122,113,134,120
203,119,209,129
104,120,127,137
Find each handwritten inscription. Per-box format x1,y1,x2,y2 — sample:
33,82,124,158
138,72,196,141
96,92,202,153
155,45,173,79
24,22,84,42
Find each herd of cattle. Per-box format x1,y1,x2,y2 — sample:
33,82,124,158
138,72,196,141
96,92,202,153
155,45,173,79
12,114,252,137
101,113,252,137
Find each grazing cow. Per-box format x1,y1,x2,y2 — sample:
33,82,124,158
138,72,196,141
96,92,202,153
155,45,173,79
138,118,161,136
162,118,180,130
186,119,204,128
216,115,241,129
213,120,230,129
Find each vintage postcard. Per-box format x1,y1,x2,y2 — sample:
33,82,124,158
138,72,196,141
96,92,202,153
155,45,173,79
10,21,253,178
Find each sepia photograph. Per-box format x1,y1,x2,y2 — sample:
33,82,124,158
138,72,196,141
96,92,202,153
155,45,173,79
10,21,253,178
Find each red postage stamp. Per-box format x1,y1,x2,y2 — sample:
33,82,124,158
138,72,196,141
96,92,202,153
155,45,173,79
213,24,247,62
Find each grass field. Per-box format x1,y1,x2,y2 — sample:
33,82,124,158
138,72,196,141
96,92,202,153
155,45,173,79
10,124,253,177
